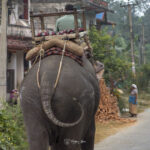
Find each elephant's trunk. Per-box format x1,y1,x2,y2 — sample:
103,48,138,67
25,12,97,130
41,75,84,127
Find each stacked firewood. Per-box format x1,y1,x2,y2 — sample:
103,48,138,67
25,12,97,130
96,79,136,123
96,79,120,122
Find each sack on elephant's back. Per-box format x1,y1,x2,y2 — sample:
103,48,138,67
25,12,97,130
26,38,84,61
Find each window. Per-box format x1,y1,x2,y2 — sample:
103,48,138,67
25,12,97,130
7,69,15,93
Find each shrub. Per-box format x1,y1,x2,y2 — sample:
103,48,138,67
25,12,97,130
135,64,150,91
0,103,28,150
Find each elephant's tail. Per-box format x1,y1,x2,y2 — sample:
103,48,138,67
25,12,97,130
40,73,84,128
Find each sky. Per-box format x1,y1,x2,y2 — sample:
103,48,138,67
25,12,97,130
113,0,150,16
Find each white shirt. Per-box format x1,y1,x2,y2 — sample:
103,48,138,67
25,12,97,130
131,89,138,96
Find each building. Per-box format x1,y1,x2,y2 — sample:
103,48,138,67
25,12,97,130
0,0,32,98
30,0,113,30
0,0,113,98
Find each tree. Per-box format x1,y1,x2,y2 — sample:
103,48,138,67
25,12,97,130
89,26,131,89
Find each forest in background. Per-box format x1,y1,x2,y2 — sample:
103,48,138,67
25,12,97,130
89,0,150,113
89,0,150,92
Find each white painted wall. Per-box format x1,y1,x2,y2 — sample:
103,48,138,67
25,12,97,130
16,51,24,88
7,26,31,37
10,3,19,24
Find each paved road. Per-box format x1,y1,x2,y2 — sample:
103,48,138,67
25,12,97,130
95,109,150,150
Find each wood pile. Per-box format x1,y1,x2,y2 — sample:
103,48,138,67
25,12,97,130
96,79,119,122
96,79,136,123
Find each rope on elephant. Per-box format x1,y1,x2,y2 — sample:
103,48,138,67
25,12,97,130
36,40,67,89
37,42,45,89
54,40,67,89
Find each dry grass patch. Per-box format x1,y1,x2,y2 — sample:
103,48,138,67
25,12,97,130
95,121,136,144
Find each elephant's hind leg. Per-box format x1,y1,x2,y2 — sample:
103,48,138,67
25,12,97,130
81,119,95,150
28,127,49,150
21,103,49,150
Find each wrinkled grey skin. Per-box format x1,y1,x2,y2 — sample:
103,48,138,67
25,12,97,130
20,54,100,150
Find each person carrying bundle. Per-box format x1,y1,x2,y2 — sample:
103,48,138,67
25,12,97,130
129,84,138,117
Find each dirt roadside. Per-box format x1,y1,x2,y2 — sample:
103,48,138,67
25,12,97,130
95,120,136,144
94,109,150,150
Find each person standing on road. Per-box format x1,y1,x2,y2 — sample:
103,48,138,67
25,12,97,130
129,84,138,117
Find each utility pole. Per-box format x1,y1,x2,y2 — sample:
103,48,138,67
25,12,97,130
120,0,138,75
138,24,145,65
28,0,31,24
0,0,8,101
138,34,142,65
142,24,145,64
128,4,135,74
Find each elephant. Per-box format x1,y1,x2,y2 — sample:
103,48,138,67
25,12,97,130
20,54,100,150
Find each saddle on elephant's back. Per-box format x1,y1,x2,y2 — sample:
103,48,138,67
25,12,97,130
26,32,92,66
27,10,94,66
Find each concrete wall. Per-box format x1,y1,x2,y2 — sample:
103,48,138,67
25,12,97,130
16,51,24,88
